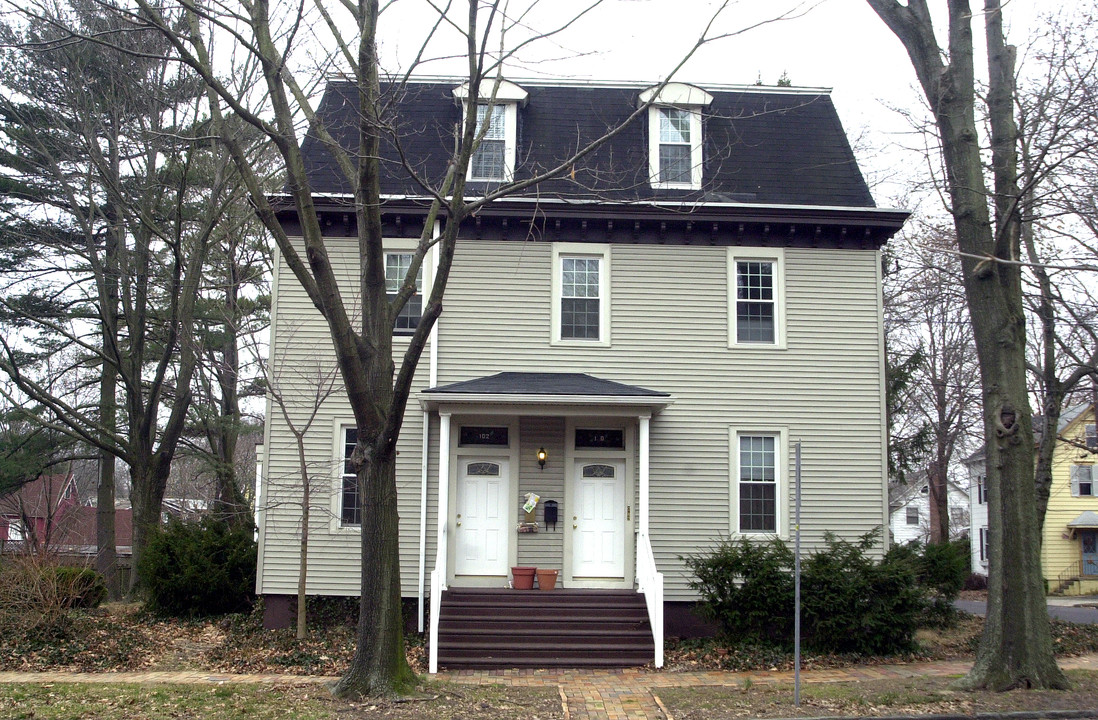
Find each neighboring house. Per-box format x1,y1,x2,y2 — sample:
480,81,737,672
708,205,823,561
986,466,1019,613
0,473,79,549
256,78,908,670
1045,404,1097,595
888,474,970,546
967,403,1098,594
964,447,990,575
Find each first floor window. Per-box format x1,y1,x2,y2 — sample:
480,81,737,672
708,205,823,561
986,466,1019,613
979,527,988,562
738,434,777,533
385,252,422,333
1071,465,1094,497
561,255,601,340
906,506,919,525
342,428,361,526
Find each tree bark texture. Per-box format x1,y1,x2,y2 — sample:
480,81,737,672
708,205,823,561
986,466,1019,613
866,0,1067,690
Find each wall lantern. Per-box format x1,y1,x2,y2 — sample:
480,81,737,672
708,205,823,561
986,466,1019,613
537,447,548,470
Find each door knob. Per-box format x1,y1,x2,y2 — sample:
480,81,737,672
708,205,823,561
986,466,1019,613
573,524,578,529
456,521,462,526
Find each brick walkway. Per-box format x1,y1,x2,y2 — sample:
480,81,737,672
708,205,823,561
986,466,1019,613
1,654,1096,720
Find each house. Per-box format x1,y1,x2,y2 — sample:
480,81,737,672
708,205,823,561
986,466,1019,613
967,403,1098,594
1,473,79,549
256,78,908,670
888,474,970,546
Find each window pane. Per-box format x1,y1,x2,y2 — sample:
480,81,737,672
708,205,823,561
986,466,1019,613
561,256,601,340
476,104,505,140
342,428,361,525
561,298,600,338
471,139,506,180
659,108,691,143
739,483,775,532
659,144,691,184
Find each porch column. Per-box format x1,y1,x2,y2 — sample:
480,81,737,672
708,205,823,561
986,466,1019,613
639,414,650,535
437,412,451,571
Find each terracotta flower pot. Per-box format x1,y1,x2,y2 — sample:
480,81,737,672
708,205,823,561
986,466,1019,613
536,569,558,590
511,566,536,590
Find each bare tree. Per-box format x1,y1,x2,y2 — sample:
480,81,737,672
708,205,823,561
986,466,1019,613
866,0,1068,690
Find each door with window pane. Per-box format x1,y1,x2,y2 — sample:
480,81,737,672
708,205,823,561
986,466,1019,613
454,459,509,576
572,461,625,578
1083,531,1098,576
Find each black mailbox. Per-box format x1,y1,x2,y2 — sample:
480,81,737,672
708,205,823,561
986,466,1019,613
543,500,558,530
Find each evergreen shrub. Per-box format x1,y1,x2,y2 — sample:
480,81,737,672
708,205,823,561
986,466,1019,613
138,517,256,617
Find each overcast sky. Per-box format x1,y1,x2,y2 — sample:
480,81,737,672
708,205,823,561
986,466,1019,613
371,0,1064,208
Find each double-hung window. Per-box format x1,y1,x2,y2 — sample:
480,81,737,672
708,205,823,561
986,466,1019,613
1086,423,1097,450
906,507,920,525
657,108,693,185
728,248,785,348
733,432,781,534
385,252,422,333
341,427,361,526
977,476,986,504
1071,465,1094,497
552,243,610,345
471,104,507,181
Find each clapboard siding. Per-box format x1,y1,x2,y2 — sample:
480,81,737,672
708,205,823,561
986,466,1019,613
260,237,887,601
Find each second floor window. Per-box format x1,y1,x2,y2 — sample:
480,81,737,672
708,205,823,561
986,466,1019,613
1086,423,1097,450
1071,465,1094,497
906,506,919,525
471,104,507,181
736,260,775,343
385,252,422,333
560,256,601,340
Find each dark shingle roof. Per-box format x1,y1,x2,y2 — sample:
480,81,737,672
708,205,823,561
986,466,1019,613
423,372,668,397
301,80,875,208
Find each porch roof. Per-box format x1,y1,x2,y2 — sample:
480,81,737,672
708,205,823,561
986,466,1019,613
419,372,671,414
1067,510,1098,529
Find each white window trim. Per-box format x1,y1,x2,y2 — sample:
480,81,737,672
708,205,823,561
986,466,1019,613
462,102,518,183
729,426,788,537
332,420,361,532
551,242,611,347
647,105,703,190
727,247,787,350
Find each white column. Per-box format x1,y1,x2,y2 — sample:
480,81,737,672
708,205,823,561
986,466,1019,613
639,414,651,535
437,412,451,569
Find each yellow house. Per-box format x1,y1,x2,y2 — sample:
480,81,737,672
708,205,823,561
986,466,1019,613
1045,403,1098,595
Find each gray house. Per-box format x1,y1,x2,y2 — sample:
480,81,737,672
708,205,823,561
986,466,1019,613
256,79,908,670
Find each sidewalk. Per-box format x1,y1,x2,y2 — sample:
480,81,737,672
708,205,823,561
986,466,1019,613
3,654,1098,720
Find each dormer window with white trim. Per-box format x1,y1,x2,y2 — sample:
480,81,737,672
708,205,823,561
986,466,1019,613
638,83,713,190
453,80,528,184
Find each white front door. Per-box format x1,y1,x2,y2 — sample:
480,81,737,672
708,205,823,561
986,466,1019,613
454,459,510,577
572,461,626,578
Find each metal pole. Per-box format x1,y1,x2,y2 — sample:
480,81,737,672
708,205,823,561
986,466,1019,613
794,440,802,707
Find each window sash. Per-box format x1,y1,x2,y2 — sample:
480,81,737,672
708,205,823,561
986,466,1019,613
906,506,919,525
658,108,692,184
341,428,361,526
736,261,775,343
560,256,601,340
471,105,507,180
385,252,422,333
738,435,776,533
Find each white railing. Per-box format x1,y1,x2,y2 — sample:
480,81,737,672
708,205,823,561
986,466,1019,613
636,531,664,668
428,564,444,673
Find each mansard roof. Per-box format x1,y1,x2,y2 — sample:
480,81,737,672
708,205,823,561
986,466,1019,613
300,78,877,208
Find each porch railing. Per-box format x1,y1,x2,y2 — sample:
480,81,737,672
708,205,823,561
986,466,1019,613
636,531,664,668
1053,559,1083,596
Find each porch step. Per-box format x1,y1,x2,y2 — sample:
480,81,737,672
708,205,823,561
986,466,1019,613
435,587,654,669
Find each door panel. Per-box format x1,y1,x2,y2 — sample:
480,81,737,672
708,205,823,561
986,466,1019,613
573,462,625,578
454,459,509,576
1083,530,1098,576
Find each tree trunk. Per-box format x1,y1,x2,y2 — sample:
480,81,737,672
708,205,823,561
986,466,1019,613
332,454,415,697
128,460,169,593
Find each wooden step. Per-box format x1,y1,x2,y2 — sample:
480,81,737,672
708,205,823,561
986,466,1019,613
435,587,655,669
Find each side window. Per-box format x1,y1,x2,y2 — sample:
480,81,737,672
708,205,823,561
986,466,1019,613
341,427,361,526
979,527,988,562
1071,465,1094,497
728,248,785,348
977,476,986,504
735,433,778,534
906,506,919,525
551,244,610,346
385,252,422,334
1086,423,1097,450
471,104,507,181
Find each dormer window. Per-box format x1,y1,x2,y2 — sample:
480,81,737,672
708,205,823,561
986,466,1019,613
638,83,713,190
453,80,528,184
471,104,507,181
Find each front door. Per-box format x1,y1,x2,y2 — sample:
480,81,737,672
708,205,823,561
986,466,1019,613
454,459,510,577
1083,530,1098,576
572,461,625,579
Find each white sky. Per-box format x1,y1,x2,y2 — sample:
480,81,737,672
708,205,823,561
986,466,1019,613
370,0,1062,208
